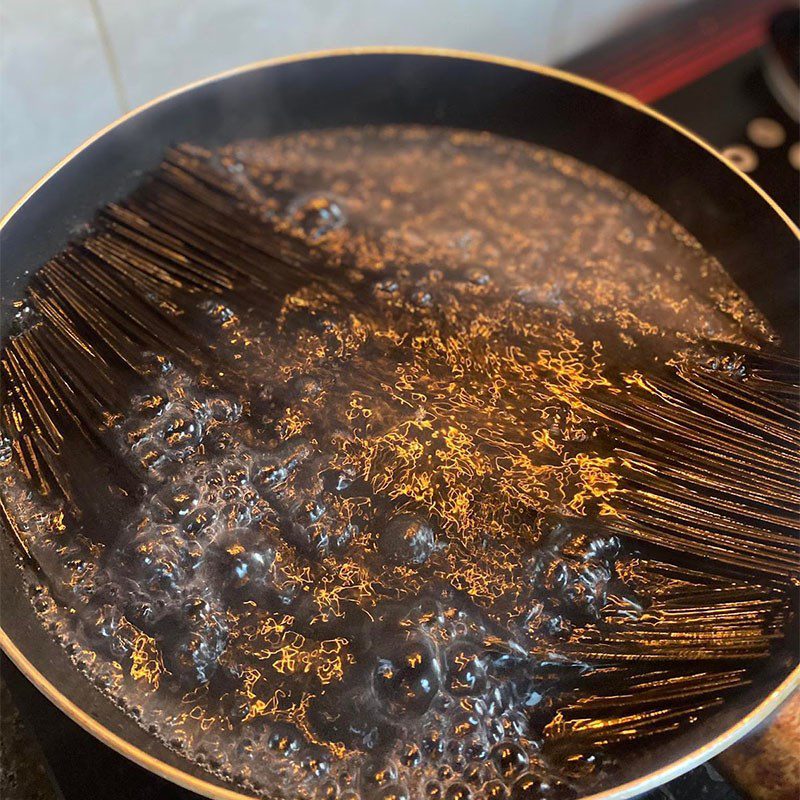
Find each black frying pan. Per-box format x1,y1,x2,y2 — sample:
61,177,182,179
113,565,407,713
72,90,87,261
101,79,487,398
1,49,798,800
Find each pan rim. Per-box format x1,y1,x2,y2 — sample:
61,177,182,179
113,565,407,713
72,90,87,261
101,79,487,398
1,46,798,800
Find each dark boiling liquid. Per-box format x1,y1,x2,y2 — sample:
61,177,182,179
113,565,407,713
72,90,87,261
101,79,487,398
2,127,776,799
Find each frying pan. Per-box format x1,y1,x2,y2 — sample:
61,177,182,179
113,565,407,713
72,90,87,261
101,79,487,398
1,49,798,800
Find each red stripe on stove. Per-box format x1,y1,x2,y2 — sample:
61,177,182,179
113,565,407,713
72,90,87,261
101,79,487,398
587,0,777,88
619,21,769,102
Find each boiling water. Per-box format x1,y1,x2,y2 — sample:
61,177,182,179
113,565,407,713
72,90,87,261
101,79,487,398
1,127,781,800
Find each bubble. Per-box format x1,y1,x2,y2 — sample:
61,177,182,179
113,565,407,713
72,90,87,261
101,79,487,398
491,742,529,781
510,772,573,800
466,268,490,286
208,528,276,602
372,635,440,718
422,728,445,761
133,392,168,419
206,470,224,488
153,483,199,521
182,596,211,620
10,299,37,332
482,780,509,800
317,781,339,800
127,535,188,595
289,193,347,240
224,462,249,486
206,396,242,422
374,279,400,298
374,785,409,800
438,765,454,782
377,514,436,566
464,739,488,763
307,690,390,753
540,613,572,640
131,438,165,470
221,500,252,528
249,497,273,523
161,408,203,453
562,533,620,564
0,437,12,468
445,783,472,800
86,602,129,658
400,743,422,768
528,523,617,621
463,761,486,786
182,505,217,537
445,642,487,696
510,774,541,800
268,724,303,755
205,434,232,459
220,688,251,724
450,755,467,774
411,289,433,308
221,486,240,502
158,603,228,685
361,759,398,788
288,374,323,400
425,783,443,799
252,441,309,492
449,711,479,741
703,352,748,379
572,560,611,618
302,753,331,778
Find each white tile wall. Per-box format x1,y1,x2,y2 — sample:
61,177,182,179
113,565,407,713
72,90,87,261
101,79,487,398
0,0,122,213
97,0,561,108
0,0,688,214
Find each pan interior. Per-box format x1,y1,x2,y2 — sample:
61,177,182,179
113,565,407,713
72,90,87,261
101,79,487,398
3,121,798,800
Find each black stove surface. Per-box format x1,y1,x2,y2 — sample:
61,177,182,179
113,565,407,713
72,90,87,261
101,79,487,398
2,1,797,799
567,0,798,224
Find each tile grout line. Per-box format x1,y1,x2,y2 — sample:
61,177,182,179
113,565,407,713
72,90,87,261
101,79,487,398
88,0,130,113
